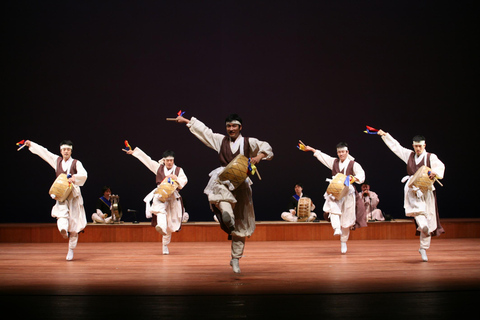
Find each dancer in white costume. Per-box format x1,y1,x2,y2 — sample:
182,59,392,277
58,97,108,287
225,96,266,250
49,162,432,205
125,147,187,255
302,142,367,254
377,130,445,262
24,140,87,261
175,113,273,273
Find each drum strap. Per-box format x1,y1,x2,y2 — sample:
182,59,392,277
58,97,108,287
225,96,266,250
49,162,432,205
100,196,112,208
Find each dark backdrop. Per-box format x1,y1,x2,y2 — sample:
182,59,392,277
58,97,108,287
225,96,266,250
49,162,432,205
2,1,477,223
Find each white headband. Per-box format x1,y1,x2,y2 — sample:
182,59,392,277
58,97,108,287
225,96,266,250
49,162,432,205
226,120,242,126
158,156,174,164
60,145,72,150
337,147,354,160
412,141,426,146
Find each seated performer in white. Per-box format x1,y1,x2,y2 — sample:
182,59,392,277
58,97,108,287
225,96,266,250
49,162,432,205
125,148,187,255
360,181,384,221
281,183,317,222
24,140,87,261
377,130,445,262
303,142,367,254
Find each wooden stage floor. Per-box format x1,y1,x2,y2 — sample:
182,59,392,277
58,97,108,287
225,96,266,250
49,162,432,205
1,239,479,319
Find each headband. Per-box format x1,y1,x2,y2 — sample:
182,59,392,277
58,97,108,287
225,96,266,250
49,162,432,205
412,141,426,146
226,120,242,126
60,145,72,150
337,147,355,160
158,156,174,165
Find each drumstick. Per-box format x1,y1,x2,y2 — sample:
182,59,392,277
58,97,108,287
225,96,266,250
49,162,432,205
298,140,307,151
434,178,444,187
167,110,185,121
16,140,26,151
255,167,262,180
428,170,444,187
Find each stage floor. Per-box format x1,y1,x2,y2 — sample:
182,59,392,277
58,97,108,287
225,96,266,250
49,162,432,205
1,239,479,318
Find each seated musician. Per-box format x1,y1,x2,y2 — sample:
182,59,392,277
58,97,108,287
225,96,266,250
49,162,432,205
281,183,317,222
360,181,384,221
92,186,122,223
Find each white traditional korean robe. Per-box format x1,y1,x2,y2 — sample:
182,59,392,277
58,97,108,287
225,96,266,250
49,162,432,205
28,141,88,234
312,150,365,242
381,133,445,249
132,147,187,242
186,117,273,259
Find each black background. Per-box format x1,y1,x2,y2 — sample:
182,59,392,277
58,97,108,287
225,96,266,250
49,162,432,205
2,1,477,223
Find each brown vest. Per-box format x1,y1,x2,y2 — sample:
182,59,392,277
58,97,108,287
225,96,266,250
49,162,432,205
406,152,431,175
219,136,251,166
55,157,78,177
156,164,181,185
331,159,355,176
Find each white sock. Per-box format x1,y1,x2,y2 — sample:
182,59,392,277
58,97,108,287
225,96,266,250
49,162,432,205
419,248,428,262
66,248,74,261
341,242,347,254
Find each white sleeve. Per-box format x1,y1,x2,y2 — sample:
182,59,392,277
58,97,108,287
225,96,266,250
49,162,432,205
187,117,225,152
176,168,188,189
381,133,412,164
73,160,88,186
132,147,160,175
313,149,335,170
248,137,274,160
28,141,58,170
370,191,380,208
352,162,365,184
429,153,445,179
